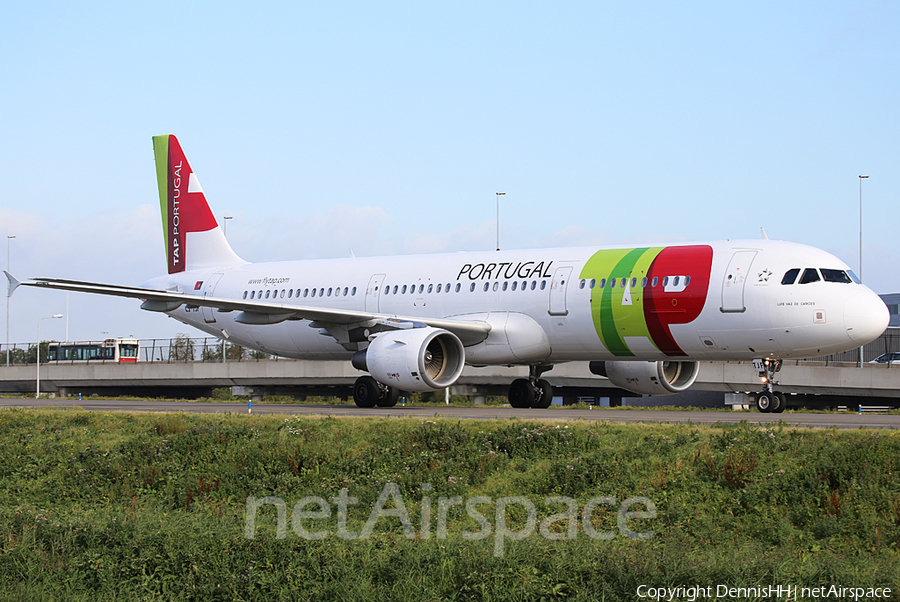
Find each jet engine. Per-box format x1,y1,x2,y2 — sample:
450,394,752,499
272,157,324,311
352,327,465,392
589,360,700,396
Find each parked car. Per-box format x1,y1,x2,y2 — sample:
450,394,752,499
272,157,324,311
869,352,900,364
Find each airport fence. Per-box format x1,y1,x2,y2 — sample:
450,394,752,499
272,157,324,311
0,336,272,366
1,328,899,368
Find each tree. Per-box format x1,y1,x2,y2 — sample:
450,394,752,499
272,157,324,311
169,334,196,362
226,343,247,361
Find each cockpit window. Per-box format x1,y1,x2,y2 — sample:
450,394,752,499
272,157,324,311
798,268,821,284
781,268,800,285
820,269,853,284
847,270,861,284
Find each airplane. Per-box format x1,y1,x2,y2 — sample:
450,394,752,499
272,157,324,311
6,135,889,412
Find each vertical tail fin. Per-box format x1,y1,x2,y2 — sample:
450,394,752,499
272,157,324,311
152,135,245,273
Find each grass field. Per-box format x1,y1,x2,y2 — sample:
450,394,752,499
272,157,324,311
0,408,898,601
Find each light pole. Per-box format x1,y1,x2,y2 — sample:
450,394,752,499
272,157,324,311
6,235,14,367
36,314,63,399
858,175,869,366
495,192,505,251
859,175,868,279
221,217,233,363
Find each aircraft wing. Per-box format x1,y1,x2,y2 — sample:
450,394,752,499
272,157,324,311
6,273,491,346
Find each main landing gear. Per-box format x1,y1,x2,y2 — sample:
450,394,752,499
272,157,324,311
353,376,401,408
753,358,786,413
508,365,554,409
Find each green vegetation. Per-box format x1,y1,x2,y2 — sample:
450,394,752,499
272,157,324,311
0,409,898,601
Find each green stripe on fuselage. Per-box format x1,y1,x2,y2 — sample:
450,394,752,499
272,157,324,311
581,247,663,356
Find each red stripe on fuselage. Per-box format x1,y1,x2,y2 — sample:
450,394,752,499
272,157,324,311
644,245,713,356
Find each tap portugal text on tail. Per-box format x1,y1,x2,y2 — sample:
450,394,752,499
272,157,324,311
7,135,889,412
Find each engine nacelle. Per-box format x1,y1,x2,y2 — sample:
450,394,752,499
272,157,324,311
352,327,465,392
589,360,700,396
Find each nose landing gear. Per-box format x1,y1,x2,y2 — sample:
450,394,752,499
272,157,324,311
753,358,785,413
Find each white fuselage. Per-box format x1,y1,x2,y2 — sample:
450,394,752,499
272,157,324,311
144,239,887,365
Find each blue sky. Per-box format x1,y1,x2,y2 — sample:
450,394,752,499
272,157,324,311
1,1,898,345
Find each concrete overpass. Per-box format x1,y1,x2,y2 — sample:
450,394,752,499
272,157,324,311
2,357,899,408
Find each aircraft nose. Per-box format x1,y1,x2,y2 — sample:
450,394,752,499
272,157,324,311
844,290,889,345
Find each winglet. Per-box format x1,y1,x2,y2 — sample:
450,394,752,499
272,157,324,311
4,271,21,297
760,227,769,240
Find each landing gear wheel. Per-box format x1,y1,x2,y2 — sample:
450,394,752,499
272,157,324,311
377,386,400,407
353,376,380,408
755,391,774,413
509,378,535,408
773,392,786,413
533,379,553,409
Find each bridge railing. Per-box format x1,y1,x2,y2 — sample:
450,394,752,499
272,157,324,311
0,336,276,366
2,327,899,367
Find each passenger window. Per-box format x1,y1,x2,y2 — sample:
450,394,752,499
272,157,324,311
599,278,606,288
590,279,596,288
483,283,490,292
502,282,508,291
662,276,669,287
392,285,398,294
470,283,476,292
288,289,292,298
531,281,537,290
512,281,518,291
352,287,357,295
402,285,407,294
311,289,316,297
437,284,442,293
630,277,637,288
455,283,461,292
821,269,853,284
685,276,691,286
540,281,547,290
620,278,627,288
265,290,271,299
280,290,285,298
652,277,658,287
419,284,424,294
781,269,800,285
672,276,679,287
580,280,586,289
250,291,255,299
304,289,309,297
641,277,647,287
799,268,821,284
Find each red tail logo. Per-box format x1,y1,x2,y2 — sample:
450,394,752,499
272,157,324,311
163,136,218,273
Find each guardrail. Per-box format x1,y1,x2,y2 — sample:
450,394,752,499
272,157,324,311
2,327,899,368
0,336,275,366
